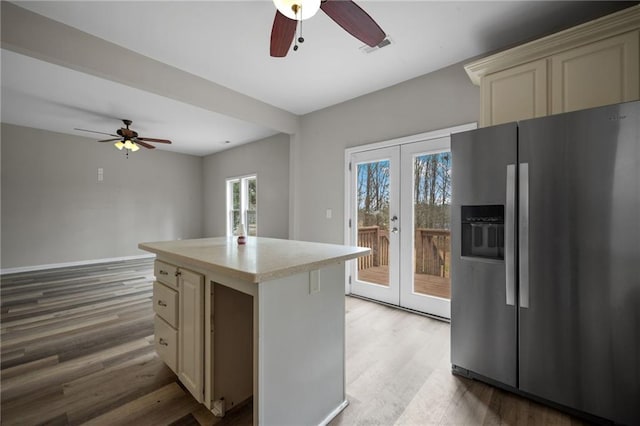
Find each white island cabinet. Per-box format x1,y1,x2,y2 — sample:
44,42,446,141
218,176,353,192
139,237,369,426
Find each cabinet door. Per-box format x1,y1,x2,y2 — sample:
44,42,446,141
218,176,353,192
481,59,548,126
178,268,204,403
551,31,640,114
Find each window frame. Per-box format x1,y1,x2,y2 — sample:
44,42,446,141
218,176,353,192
226,174,257,237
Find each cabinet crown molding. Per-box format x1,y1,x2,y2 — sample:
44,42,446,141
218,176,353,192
465,5,640,85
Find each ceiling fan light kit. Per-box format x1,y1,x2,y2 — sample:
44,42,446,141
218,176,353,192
114,139,140,152
273,0,320,20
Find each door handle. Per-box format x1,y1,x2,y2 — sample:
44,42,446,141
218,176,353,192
519,163,530,309
505,164,516,306
391,215,398,222
391,227,399,234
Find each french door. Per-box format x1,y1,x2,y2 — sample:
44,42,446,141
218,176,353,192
348,137,452,318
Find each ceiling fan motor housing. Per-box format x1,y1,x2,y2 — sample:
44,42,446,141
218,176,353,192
116,128,138,139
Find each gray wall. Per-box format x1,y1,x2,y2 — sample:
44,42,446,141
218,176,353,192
1,60,476,269
1,123,203,269
203,133,290,239
292,61,480,243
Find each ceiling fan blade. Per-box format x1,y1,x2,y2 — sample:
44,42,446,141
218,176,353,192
270,10,297,57
137,137,172,144
135,140,156,149
74,128,119,137
321,0,386,47
98,138,121,142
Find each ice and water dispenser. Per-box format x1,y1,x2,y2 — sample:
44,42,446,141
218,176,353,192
461,205,505,260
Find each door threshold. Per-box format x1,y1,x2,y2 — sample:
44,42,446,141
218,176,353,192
346,294,450,323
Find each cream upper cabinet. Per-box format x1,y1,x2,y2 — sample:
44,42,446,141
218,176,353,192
550,31,639,114
481,59,548,126
466,5,640,127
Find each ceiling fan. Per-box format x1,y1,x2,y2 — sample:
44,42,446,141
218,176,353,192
270,0,386,57
74,119,172,152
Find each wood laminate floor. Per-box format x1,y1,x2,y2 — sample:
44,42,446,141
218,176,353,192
1,259,584,425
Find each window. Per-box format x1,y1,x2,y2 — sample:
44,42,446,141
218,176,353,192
226,175,257,237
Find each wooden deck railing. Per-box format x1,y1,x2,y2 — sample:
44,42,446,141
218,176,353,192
357,227,450,278
415,228,450,278
357,226,389,269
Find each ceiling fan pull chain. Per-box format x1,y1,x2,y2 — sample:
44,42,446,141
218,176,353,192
292,3,304,52
293,9,300,51
298,12,304,44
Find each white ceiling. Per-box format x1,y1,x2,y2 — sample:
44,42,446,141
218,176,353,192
1,1,635,156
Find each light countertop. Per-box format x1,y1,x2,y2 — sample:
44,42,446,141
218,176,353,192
139,237,370,283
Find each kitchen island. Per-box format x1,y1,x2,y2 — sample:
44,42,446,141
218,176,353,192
139,237,369,425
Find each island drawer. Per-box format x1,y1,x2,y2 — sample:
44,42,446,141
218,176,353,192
154,261,178,289
153,281,178,328
154,315,178,373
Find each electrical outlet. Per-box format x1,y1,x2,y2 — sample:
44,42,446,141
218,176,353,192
325,208,332,219
97,167,104,182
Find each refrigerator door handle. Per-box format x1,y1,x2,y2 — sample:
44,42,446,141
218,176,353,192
505,164,516,306
519,162,530,308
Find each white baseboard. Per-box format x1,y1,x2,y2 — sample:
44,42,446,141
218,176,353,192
0,253,156,275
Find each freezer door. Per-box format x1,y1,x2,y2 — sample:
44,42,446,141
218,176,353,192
518,101,640,425
451,123,518,387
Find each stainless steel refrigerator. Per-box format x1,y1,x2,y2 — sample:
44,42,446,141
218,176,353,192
450,101,639,425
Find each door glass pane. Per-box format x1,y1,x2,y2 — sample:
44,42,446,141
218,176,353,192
231,210,241,235
413,152,451,299
356,160,390,286
246,177,257,236
232,180,241,235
